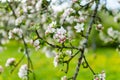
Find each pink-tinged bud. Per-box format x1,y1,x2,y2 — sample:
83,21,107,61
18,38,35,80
96,24,104,31
79,17,85,22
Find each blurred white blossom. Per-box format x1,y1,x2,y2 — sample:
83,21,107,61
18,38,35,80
42,47,56,58
107,27,114,37
61,76,67,80
66,50,72,56
107,27,120,39
98,71,106,80
5,58,15,67
33,39,40,47
94,76,99,80
18,64,28,79
0,46,4,52
66,16,75,24
94,70,106,80
67,26,74,39
35,0,43,11
15,16,25,26
60,8,75,24
99,31,112,43
45,21,56,34
53,54,59,67
96,24,104,31
80,0,91,6
8,28,23,39
50,0,72,13
114,13,120,22
74,23,84,32
106,0,120,14
33,39,40,51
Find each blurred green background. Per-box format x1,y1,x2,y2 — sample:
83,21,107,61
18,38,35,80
0,41,120,80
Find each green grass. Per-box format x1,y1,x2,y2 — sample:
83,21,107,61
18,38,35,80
0,41,120,80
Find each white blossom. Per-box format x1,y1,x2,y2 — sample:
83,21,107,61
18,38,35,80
53,54,59,67
33,39,40,51
106,0,120,14
80,0,91,6
22,4,27,13
42,47,56,58
21,0,26,3
74,16,85,23
45,21,56,34
94,76,99,80
61,76,67,80
56,27,66,35
53,27,67,43
8,30,14,39
0,30,7,37
99,71,106,80
35,46,40,51
60,8,75,24
91,1,105,11
96,24,103,31
66,16,75,24
66,50,72,56
99,31,112,43
0,46,4,52
15,16,25,26
94,71,106,80
107,27,118,38
63,8,75,17
74,23,84,32
5,58,15,67
50,0,72,13
35,0,43,11
13,28,23,38
8,28,23,39
79,17,85,23
33,39,40,47
1,38,9,44
0,0,11,3
67,26,74,39
18,64,28,79
114,14,120,22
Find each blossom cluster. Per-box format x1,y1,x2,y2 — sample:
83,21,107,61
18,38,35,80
0,0,120,80
99,27,120,44
94,71,106,80
33,39,40,50
8,28,23,39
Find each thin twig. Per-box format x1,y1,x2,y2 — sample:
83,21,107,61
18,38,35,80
63,50,80,73
7,1,17,18
7,1,36,79
22,35,30,80
72,0,100,80
83,55,95,75
22,34,36,80
11,55,25,73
